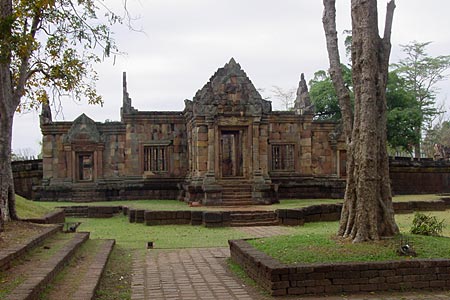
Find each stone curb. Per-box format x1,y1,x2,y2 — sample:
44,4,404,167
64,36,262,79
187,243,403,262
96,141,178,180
71,239,116,300
0,224,63,271
6,232,90,300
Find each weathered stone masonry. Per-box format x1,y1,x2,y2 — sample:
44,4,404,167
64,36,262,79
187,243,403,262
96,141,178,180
37,59,349,204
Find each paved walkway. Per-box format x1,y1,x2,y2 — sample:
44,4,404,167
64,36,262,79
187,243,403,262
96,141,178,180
235,225,293,238
132,247,255,300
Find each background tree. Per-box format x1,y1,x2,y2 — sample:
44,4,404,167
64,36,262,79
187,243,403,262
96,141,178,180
323,0,399,242
309,67,420,154
309,65,352,121
393,41,450,158
0,0,121,230
423,117,450,158
386,72,421,155
270,86,296,111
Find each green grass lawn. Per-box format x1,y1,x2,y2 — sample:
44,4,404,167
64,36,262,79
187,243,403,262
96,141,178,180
15,193,450,255
68,215,248,250
16,195,53,219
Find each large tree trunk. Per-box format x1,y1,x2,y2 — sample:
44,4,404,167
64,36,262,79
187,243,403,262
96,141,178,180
0,0,19,231
0,71,19,228
0,109,18,226
323,0,399,242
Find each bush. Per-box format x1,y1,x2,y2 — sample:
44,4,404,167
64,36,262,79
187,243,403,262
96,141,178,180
410,212,445,236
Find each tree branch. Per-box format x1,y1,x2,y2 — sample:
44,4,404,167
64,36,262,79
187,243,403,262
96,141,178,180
381,1,396,68
13,8,42,107
322,0,353,144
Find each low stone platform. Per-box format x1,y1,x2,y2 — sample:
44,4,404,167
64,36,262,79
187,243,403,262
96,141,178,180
229,239,450,297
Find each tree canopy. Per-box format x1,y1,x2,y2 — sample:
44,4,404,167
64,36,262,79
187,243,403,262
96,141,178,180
0,0,123,228
308,65,352,121
393,41,450,157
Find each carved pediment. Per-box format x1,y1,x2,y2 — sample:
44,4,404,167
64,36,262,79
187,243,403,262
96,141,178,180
65,114,102,144
191,58,272,117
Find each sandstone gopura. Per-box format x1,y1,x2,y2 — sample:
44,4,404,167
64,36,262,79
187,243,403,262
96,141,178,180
38,59,348,204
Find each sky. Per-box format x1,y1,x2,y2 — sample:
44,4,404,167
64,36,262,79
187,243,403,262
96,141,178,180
12,0,450,156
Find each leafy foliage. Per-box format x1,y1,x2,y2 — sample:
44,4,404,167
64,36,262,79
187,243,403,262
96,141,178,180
410,212,445,236
308,65,352,121
2,0,122,112
392,41,450,156
386,72,421,153
308,67,421,152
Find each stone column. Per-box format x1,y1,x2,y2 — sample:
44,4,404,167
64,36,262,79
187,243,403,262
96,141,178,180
207,119,215,174
259,122,270,180
204,118,216,183
252,120,264,182
202,118,222,205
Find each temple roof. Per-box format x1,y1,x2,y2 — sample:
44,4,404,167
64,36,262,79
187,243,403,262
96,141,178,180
190,58,271,117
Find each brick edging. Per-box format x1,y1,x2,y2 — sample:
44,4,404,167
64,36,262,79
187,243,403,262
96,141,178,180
0,224,63,271
229,239,450,296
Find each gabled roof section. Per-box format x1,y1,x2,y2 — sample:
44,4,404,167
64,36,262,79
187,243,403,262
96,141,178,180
65,113,102,144
190,58,271,117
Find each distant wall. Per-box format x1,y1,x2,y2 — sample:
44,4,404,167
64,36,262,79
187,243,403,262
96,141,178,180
12,159,43,199
390,158,450,195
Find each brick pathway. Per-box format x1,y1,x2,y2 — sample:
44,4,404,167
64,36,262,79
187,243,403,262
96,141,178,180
132,247,254,300
234,225,292,238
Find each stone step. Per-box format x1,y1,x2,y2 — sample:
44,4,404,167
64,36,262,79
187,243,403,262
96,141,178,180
230,220,280,227
230,212,277,220
221,201,254,206
5,232,90,300
41,239,115,300
70,239,115,300
229,211,278,226
0,224,63,272
222,194,253,200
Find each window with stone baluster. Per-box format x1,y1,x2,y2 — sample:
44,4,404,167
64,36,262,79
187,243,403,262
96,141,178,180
143,145,168,172
271,144,295,171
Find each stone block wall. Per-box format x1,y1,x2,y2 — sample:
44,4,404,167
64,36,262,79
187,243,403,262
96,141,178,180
23,209,65,224
390,158,450,194
12,160,43,199
229,239,450,296
277,204,342,226
144,210,192,225
122,112,188,178
60,206,122,218
268,113,314,176
125,209,235,227
274,177,345,199
311,123,337,176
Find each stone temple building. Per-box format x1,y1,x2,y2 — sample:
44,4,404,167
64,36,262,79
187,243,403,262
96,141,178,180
38,59,347,204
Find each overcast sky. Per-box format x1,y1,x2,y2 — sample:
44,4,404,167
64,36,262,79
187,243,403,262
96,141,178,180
12,0,450,156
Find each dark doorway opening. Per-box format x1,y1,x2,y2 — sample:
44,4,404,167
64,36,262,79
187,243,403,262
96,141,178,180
220,131,243,177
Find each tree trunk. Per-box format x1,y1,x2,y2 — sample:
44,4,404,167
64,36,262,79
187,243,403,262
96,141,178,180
0,0,22,230
0,110,18,226
323,0,399,242
414,127,421,159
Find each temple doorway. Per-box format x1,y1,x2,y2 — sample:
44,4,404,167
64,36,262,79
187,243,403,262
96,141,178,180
220,130,243,177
